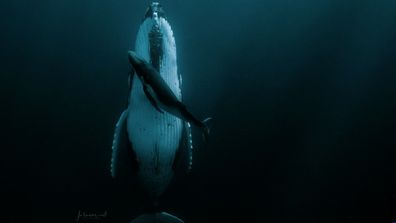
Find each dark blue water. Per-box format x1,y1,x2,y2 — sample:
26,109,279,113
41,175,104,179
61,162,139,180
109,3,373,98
2,1,396,222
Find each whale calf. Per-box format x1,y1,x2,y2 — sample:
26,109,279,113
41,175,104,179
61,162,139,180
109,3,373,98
128,50,211,141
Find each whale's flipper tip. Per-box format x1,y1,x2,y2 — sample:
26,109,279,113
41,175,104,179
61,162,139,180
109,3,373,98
202,117,212,143
203,117,213,124
130,212,184,223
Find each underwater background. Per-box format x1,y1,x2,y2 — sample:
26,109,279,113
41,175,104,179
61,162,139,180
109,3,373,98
2,0,396,222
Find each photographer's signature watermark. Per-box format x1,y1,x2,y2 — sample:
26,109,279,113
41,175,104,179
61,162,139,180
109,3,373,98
75,210,107,222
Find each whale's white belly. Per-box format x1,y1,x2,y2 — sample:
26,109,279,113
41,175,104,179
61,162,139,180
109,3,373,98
127,17,183,197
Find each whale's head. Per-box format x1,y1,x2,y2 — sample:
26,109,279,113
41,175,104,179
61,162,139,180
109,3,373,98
128,51,144,69
144,2,165,21
143,2,166,71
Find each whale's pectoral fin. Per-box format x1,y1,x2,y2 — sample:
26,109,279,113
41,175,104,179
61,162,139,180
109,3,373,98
143,83,164,114
127,70,135,106
173,122,193,175
128,69,135,92
111,109,139,178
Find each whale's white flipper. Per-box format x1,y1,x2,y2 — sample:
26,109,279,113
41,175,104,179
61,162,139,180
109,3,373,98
111,109,140,178
111,110,128,177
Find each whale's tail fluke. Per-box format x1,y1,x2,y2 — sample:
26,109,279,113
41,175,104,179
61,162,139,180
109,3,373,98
130,211,184,223
202,117,212,143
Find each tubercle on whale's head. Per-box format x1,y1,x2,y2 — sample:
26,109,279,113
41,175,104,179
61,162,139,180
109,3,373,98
144,2,165,21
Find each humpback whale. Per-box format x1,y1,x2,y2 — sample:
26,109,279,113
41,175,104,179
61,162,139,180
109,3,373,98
111,2,194,202
128,50,211,141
